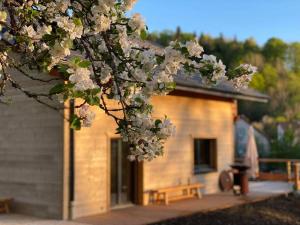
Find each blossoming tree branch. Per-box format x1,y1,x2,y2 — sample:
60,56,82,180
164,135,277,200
0,0,256,161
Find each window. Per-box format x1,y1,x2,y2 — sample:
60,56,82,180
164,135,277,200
194,139,217,174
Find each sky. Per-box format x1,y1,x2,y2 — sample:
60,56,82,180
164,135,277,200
131,0,300,45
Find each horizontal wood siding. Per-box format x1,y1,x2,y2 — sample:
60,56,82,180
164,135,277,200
72,105,114,218
144,95,235,195
72,94,235,218
0,92,64,219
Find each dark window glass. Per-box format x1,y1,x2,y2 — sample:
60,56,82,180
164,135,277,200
194,139,217,174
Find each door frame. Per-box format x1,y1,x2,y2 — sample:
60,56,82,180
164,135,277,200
106,132,144,211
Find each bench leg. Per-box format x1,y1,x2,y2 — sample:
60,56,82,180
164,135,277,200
183,188,188,196
149,192,155,204
164,193,169,205
156,193,162,204
4,203,10,214
196,189,202,199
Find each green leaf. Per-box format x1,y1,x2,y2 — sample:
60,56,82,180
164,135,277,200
73,18,82,26
155,119,162,127
49,84,65,95
140,29,148,40
42,34,54,42
156,55,165,65
57,64,70,78
89,88,102,95
70,115,81,130
135,97,143,104
115,127,122,134
166,82,176,90
78,60,92,68
72,90,85,98
71,56,82,64
181,47,189,56
86,96,100,106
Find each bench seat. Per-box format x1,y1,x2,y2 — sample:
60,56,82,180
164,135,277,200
154,183,205,205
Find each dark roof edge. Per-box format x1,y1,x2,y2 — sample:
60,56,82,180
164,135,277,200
176,85,269,103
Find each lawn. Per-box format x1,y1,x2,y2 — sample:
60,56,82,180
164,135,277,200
149,194,300,225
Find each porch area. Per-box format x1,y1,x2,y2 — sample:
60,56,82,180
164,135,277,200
0,181,294,225
74,181,294,225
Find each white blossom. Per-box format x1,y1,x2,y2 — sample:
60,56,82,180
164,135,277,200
55,0,70,13
123,0,138,10
79,105,96,127
157,118,175,139
25,25,52,40
53,17,83,39
139,50,156,71
46,0,70,14
68,67,97,91
156,71,173,83
100,64,112,84
186,40,204,57
23,26,37,39
0,11,7,22
128,13,145,34
202,54,227,83
39,25,52,36
232,64,257,89
48,39,72,70
93,15,111,33
117,26,131,55
162,47,184,75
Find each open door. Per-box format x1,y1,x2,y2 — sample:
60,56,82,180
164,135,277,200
110,139,142,208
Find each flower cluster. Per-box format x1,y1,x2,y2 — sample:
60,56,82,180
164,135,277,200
186,40,204,57
200,54,227,83
231,64,258,89
0,0,257,161
78,105,96,127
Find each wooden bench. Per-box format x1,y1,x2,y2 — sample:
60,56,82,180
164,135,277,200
154,183,204,205
0,198,12,214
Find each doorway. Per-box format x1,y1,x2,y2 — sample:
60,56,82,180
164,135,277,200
110,139,141,208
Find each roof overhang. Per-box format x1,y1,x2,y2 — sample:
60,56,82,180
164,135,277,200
175,85,269,103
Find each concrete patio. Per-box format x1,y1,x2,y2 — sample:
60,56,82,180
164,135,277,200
0,181,294,225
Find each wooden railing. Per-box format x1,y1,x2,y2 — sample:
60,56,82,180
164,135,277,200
258,158,300,191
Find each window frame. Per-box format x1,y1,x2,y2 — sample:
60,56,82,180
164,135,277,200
193,138,218,174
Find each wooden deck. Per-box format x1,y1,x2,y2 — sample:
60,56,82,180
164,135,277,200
0,182,293,225
75,181,293,225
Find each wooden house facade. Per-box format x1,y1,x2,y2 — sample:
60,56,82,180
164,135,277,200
0,74,268,219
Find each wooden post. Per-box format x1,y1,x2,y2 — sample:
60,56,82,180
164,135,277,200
287,161,292,181
294,163,300,191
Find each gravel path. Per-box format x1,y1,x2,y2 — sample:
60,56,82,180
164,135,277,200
149,194,300,225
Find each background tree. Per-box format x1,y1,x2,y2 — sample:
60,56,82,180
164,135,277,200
146,28,300,157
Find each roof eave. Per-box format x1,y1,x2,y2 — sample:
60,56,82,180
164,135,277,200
175,85,269,103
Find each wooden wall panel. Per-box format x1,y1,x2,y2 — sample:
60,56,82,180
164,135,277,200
144,95,235,195
72,94,235,217
0,89,64,219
